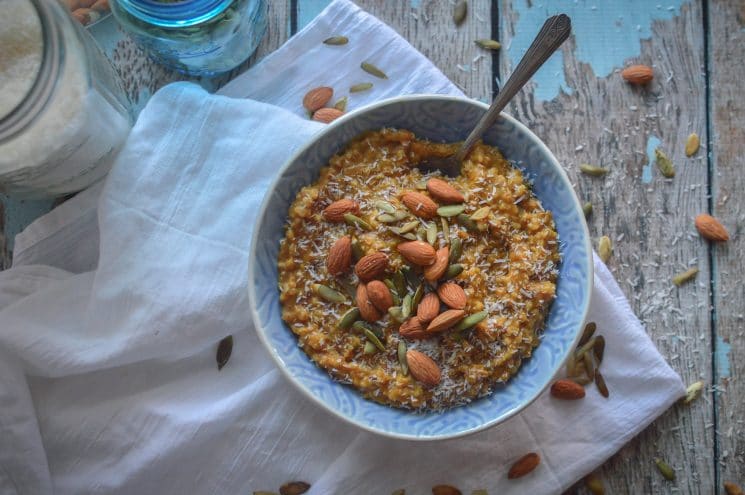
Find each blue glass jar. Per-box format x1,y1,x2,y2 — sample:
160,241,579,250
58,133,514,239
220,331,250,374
110,0,267,76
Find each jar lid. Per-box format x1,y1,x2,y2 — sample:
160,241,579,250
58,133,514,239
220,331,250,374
116,0,233,27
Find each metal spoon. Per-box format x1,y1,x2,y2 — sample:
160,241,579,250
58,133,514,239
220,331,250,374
421,14,572,177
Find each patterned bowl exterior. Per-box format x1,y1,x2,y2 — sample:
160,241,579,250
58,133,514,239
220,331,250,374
248,95,593,440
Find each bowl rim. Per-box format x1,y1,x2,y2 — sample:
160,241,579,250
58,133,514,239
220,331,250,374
247,94,594,441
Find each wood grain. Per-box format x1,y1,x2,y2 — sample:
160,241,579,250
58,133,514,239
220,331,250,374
499,1,714,493
708,0,745,491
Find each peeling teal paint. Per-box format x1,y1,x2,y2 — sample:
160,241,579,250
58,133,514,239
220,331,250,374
642,135,660,183
1,194,54,252
715,335,732,378
410,0,421,9
297,0,331,31
506,0,686,101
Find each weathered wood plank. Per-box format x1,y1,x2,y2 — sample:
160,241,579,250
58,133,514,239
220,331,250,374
708,0,745,491
500,1,713,493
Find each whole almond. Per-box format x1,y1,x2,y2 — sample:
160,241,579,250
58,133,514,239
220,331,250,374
437,282,467,309
327,236,352,276
397,241,437,266
426,178,465,204
399,316,428,340
401,191,438,218
356,283,382,322
313,107,344,124
695,214,729,242
303,86,333,112
621,64,653,85
423,246,449,281
417,292,441,323
427,309,465,333
355,252,389,281
508,452,540,479
323,199,359,222
406,349,441,386
550,379,586,400
367,280,393,311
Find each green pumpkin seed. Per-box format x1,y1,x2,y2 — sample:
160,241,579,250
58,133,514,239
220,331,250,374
412,283,424,307
453,0,467,25
437,204,466,218
415,179,428,190
456,213,478,232
402,265,420,288
449,237,462,263
475,39,501,50
593,335,605,363
583,351,595,378
426,222,438,244
578,322,596,347
415,226,426,241
323,36,348,45
361,62,388,79
352,321,374,333
375,200,396,214
598,236,612,263
673,267,698,286
390,229,417,241
337,279,357,301
655,148,675,178
363,340,377,354
444,263,464,280
393,270,407,295
399,221,420,234
454,311,487,331
594,369,609,398
654,458,675,481
338,307,361,329
469,206,490,221
388,306,405,323
579,164,609,176
684,380,704,404
401,293,413,319
378,213,398,223
685,132,700,157
583,202,593,218
351,240,365,261
394,209,409,220
334,96,347,112
350,82,374,93
576,335,597,359
398,341,408,375
343,213,371,230
585,473,605,495
441,217,450,244
216,335,233,370
313,283,347,303
280,481,311,495
364,328,386,351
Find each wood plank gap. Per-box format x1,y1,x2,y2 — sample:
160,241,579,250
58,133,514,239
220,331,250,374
290,0,298,35
490,0,500,99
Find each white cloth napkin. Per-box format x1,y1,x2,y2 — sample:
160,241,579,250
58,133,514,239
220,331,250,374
1,1,685,494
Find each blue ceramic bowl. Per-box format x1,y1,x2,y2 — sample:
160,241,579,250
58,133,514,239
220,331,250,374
248,95,593,440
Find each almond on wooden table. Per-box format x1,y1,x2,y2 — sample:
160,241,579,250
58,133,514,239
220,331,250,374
312,107,344,124
397,240,437,266
426,178,465,203
356,283,382,322
326,236,352,275
417,292,441,323
401,191,438,218
695,213,729,241
621,64,653,84
366,280,393,311
322,199,359,222
302,86,333,112
399,316,428,340
423,246,449,281
508,452,540,479
355,252,388,281
406,349,441,386
550,379,586,400
427,309,465,333
437,282,467,309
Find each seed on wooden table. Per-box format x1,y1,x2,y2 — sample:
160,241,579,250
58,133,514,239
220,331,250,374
684,380,704,404
585,473,605,495
685,132,700,156
655,148,675,178
216,335,233,370
672,267,698,286
578,321,597,347
475,39,501,50
724,482,744,495
279,481,311,495
579,164,609,177
507,452,540,479
350,82,373,93
583,202,593,218
654,458,675,481
598,236,612,263
361,61,388,79
594,369,609,398
452,0,467,25
432,484,461,495
323,35,348,45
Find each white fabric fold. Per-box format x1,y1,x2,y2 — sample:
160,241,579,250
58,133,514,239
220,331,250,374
0,1,684,494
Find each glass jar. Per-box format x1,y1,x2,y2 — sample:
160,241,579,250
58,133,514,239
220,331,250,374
0,0,133,198
110,0,267,76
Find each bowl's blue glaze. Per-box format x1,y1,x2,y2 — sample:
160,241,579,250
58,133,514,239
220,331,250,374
248,96,592,440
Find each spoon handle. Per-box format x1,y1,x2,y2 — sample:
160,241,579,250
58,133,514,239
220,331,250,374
453,14,571,164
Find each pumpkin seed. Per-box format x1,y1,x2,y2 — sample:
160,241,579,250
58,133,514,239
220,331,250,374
598,236,612,263
441,217,450,243
333,96,347,112
384,279,401,305
400,220,420,234
685,132,700,157
578,322,596,347
415,226,426,241
393,270,407,295
388,306,405,323
437,204,465,218
402,265,420,289
350,82,374,93
375,200,396,214
313,283,346,303
280,481,311,495
444,263,464,280
216,335,233,370
673,267,699,286
426,222,438,245
593,335,605,364
475,39,501,50
351,240,365,261
337,308,360,329
415,179,428,190
343,213,371,230
352,321,374,334
583,202,593,218
394,209,409,220
583,351,595,378
398,341,408,375
573,374,593,386
585,473,605,495
576,335,597,360
361,61,388,79
454,310,488,331
395,231,417,241
469,206,490,221
456,213,478,232
594,369,609,398
412,283,424,307
684,380,704,404
401,293,413,319
453,0,467,25
655,148,675,178
654,458,675,481
449,237,462,263
364,328,385,351
579,164,609,176
384,278,397,293
363,341,377,354
378,213,398,223
323,36,348,45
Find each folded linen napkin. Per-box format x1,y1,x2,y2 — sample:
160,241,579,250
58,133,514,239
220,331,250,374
1,1,684,494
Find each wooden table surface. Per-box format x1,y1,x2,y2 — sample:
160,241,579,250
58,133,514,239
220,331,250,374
1,1,742,493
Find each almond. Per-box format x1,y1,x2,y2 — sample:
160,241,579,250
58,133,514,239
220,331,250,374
621,64,653,85
303,86,333,112
695,213,729,242
399,316,428,340
323,199,359,222
401,191,438,218
355,252,389,281
550,379,586,400
508,452,540,479
423,246,449,281
406,349,441,386
326,236,352,276
397,241,437,266
426,178,465,204
356,283,382,322
416,293,441,323
437,282,467,309
366,280,393,311
312,107,344,124
426,309,465,333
